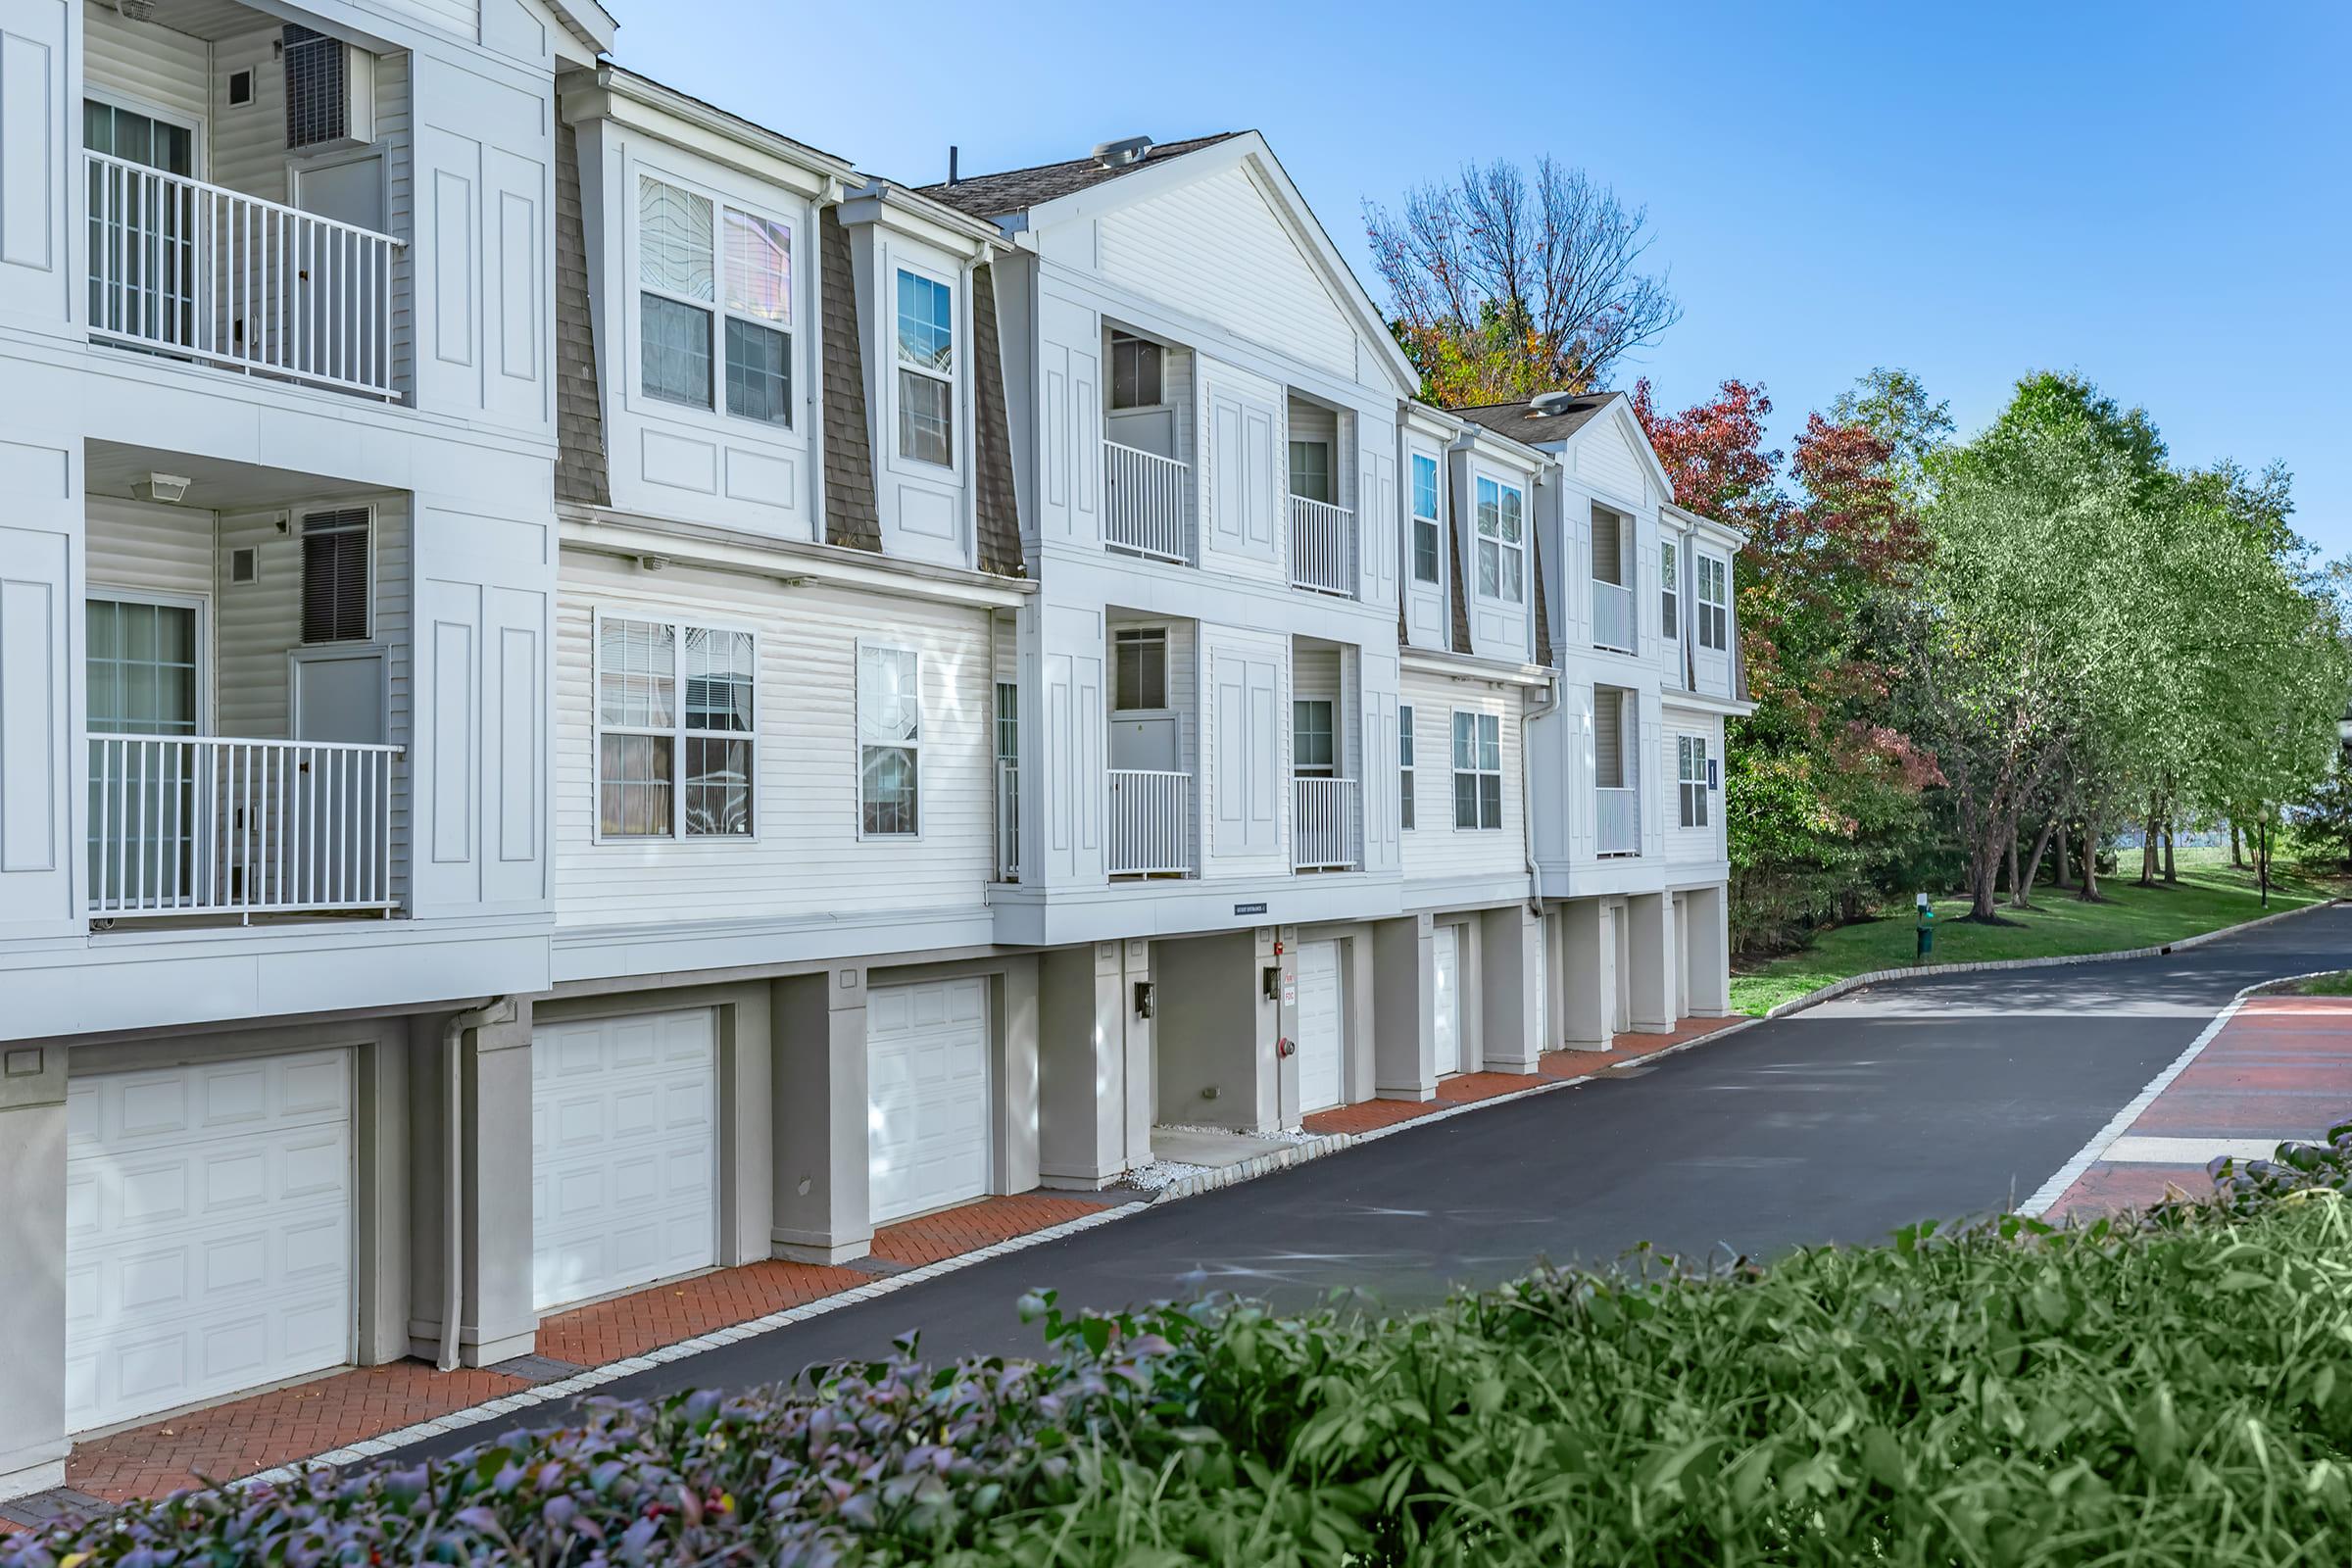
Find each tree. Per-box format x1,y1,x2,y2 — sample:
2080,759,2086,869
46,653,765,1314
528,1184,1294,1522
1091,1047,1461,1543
1828,368,1952,514
1364,159,1680,408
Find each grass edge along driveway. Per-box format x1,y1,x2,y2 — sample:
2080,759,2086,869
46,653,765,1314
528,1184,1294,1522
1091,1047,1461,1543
1730,855,2337,1016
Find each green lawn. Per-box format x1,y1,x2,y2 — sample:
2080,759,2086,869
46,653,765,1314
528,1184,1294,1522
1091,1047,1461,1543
2295,970,2352,996
1729,854,2338,1016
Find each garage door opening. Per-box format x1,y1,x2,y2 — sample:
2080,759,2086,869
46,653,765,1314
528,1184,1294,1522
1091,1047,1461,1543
867,978,992,1225
1295,940,1345,1114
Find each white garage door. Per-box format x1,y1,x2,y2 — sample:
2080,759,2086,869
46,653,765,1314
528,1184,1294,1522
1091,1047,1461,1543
868,978,991,1225
1433,924,1462,1075
532,1010,716,1313
65,1051,353,1434
1295,940,1345,1113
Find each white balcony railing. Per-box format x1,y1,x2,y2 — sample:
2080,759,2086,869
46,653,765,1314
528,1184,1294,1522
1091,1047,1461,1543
1292,776,1361,871
1592,579,1636,654
1106,768,1192,876
1103,440,1192,564
87,734,402,920
1595,785,1640,857
995,759,1020,882
85,151,401,399
1288,496,1356,596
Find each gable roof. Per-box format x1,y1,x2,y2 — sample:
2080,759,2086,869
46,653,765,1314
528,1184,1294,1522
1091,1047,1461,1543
915,133,1246,221
1452,391,1621,448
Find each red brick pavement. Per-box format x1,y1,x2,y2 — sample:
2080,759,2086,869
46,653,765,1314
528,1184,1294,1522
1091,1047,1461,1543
2041,1163,2209,1224
868,1193,1120,1267
65,1362,530,1502
534,1257,868,1366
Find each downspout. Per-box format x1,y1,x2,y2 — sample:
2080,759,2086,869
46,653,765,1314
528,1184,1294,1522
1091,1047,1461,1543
439,997,516,1373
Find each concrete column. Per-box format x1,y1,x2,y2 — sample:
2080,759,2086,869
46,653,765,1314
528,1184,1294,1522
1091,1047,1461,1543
1626,892,1678,1033
1343,928,1378,1103
769,967,872,1265
1039,943,1128,1189
0,1044,67,1499
1686,884,1734,1016
406,1001,537,1367
1120,940,1154,1164
1372,914,1435,1099
354,1035,411,1366
1479,905,1544,1074
717,992,773,1267
1557,899,1610,1051
996,958,1044,1197
1154,929,1277,1131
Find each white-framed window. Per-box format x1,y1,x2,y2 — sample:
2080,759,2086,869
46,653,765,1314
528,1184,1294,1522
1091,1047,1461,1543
1451,710,1501,830
1113,627,1167,711
301,507,371,643
1409,455,1441,585
637,172,794,426
1679,735,1710,828
1697,554,1729,651
1294,699,1335,778
1398,703,1416,831
1109,332,1163,410
895,266,955,467
1660,537,1680,642
595,613,757,840
1475,476,1525,604
1289,440,1333,505
858,642,921,836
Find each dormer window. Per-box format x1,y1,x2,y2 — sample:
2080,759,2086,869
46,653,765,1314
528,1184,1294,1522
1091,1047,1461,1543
1475,476,1525,604
1696,554,1729,650
1110,333,1163,409
638,173,795,427
1410,454,1441,584
896,268,955,466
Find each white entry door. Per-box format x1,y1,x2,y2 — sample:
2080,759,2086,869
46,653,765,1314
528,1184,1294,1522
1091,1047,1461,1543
1295,940,1345,1113
531,1010,717,1313
65,1051,353,1433
867,978,992,1224
1432,924,1462,1075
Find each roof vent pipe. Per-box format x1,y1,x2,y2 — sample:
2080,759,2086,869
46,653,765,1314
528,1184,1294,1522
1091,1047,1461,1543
1092,135,1152,171
948,145,958,185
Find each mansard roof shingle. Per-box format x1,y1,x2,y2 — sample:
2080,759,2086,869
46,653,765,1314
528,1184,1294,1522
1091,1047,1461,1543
914,133,1245,220
1451,391,1621,448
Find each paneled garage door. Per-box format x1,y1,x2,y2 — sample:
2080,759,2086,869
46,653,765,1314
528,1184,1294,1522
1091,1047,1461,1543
1433,924,1462,1075
65,1051,353,1433
532,1010,717,1313
867,978,991,1224
1295,940,1345,1113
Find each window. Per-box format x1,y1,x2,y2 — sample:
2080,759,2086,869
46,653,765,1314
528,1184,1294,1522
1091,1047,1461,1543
301,509,370,643
1592,504,1626,586
1475,476,1524,603
1451,710,1502,831
994,681,1019,765
1679,735,1710,828
858,643,921,835
1398,704,1416,831
896,268,955,466
638,174,794,425
1109,332,1163,410
597,616,756,839
1288,440,1332,505
1660,537,1680,641
1697,555,1729,651
1113,628,1167,711
1410,455,1441,585
1294,699,1334,778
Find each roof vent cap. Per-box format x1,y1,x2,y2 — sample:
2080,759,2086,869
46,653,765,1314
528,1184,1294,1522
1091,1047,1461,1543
1092,135,1152,171
1529,389,1579,417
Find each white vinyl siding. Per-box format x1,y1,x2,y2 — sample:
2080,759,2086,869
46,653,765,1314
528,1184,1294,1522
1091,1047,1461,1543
1399,673,1521,884
555,557,991,928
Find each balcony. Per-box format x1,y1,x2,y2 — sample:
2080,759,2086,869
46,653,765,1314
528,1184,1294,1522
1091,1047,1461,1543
1595,786,1640,858
1592,580,1636,654
1292,776,1361,871
1106,768,1193,877
1103,440,1192,564
1288,496,1355,596
88,735,402,922
85,152,401,400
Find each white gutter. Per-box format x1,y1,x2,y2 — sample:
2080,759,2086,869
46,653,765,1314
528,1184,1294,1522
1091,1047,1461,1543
439,997,516,1374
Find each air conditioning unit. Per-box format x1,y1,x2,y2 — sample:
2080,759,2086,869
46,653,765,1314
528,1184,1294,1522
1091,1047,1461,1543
281,24,374,152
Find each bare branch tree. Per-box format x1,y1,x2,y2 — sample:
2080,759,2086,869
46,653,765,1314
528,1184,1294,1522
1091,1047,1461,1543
1364,157,1681,406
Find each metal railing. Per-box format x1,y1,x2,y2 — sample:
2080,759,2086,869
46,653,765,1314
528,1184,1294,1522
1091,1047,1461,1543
1288,495,1355,596
1592,579,1636,654
995,758,1020,882
1595,785,1641,857
1106,768,1192,876
1102,440,1192,564
87,734,402,920
1292,776,1361,871
85,151,402,399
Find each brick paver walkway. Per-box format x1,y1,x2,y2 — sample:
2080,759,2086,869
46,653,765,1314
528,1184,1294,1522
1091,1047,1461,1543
869,1193,1120,1266
2041,996,2352,1222
534,1258,868,1366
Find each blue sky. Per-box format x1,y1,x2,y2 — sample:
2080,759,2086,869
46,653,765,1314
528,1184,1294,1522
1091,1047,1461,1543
612,2,2351,557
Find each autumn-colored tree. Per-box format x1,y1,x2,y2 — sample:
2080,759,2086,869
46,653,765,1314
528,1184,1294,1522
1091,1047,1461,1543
1364,159,1680,409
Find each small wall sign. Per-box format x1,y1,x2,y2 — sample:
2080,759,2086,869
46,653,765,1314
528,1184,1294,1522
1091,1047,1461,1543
1234,901,1268,916
1708,760,1721,790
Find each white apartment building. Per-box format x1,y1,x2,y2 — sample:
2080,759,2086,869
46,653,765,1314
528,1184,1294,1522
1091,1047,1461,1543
0,8,1746,1497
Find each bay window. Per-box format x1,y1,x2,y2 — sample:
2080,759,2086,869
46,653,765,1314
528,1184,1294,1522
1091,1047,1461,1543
597,615,757,839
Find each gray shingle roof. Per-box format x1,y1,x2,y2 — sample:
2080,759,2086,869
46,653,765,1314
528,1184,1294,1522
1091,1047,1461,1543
1452,391,1621,448
915,133,1245,220
554,120,611,509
